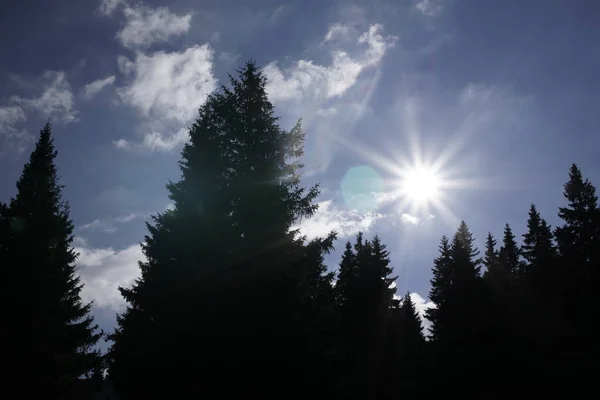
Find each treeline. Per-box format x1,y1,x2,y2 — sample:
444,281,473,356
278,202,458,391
1,62,598,399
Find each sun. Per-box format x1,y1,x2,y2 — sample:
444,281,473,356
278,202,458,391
401,167,440,203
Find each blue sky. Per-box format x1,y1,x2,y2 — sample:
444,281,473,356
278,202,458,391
1,0,599,339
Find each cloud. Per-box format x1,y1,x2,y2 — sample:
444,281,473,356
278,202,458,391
114,212,138,223
413,0,444,17
115,44,216,151
79,212,143,234
98,0,123,15
401,213,420,225
83,75,116,99
117,45,216,124
80,219,118,234
261,23,395,174
77,243,143,310
115,128,189,152
264,24,396,103
117,3,192,50
323,23,351,43
294,199,383,240
0,106,32,154
1,71,77,153
10,71,77,123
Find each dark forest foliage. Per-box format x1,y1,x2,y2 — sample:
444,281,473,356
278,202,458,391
1,62,598,399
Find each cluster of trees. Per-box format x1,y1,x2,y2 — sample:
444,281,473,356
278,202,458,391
1,62,598,399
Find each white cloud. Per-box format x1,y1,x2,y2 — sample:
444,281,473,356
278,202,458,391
80,219,118,234
114,128,189,152
77,243,143,310
414,0,444,17
73,236,89,247
1,71,76,153
401,213,420,225
264,24,396,103
323,23,351,43
83,75,116,99
98,0,123,15
261,23,395,174
142,129,188,151
0,106,25,128
117,3,192,50
115,44,216,151
115,212,138,223
10,71,77,123
294,199,383,240
117,45,216,124
79,212,142,233
0,106,32,154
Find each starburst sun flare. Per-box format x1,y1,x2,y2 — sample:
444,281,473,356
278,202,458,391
400,167,440,203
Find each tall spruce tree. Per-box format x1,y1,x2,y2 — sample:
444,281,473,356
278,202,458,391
522,204,556,288
397,292,425,350
516,204,562,391
499,223,523,278
554,164,600,367
108,62,335,399
424,235,451,341
0,124,102,399
334,233,397,400
482,232,500,279
427,222,485,393
450,221,481,283
335,240,358,309
381,292,426,400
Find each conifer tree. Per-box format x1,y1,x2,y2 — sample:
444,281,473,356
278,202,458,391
499,223,523,278
556,165,600,263
482,232,500,279
335,240,358,308
427,222,484,393
424,235,451,340
450,221,481,283
398,292,425,348
554,164,600,363
1,124,102,399
522,204,556,287
381,292,426,400
334,233,397,400
108,62,334,398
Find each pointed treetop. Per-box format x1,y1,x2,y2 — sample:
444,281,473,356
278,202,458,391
452,221,480,260
13,123,61,212
499,223,521,276
483,232,498,269
560,164,598,215
522,204,556,280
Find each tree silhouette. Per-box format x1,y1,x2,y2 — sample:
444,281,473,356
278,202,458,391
554,164,600,378
499,223,523,278
522,204,556,287
108,62,335,399
424,235,451,341
0,124,102,399
333,233,397,399
482,232,500,279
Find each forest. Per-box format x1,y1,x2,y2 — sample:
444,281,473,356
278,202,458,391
1,62,598,399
